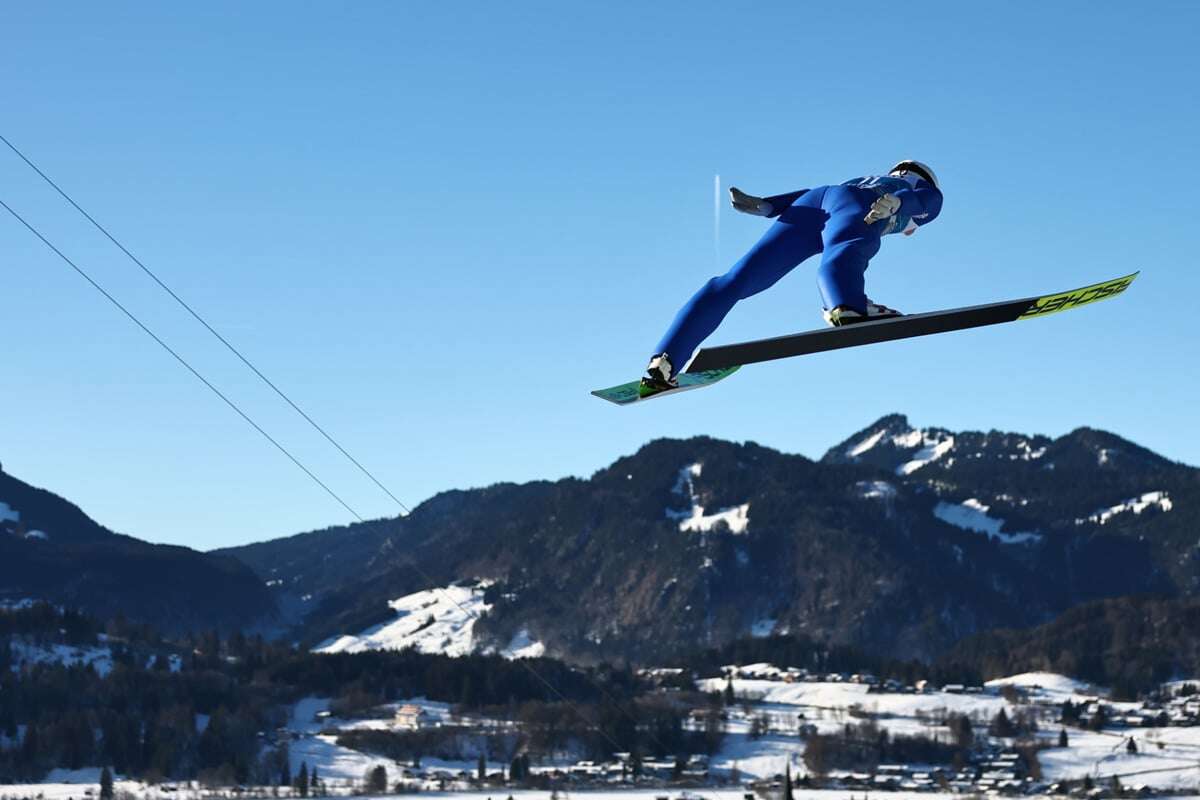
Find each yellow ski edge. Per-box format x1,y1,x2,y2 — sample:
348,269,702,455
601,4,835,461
1018,272,1139,320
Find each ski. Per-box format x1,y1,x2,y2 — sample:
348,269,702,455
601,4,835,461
590,367,741,406
685,272,1138,373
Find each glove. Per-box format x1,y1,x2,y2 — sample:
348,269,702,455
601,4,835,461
864,193,901,225
729,187,773,217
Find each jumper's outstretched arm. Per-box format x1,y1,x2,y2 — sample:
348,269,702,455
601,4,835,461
729,187,810,218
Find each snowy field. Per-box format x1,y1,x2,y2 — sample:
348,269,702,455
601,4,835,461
280,671,1200,790
694,670,1200,789
10,672,1200,796
1038,726,1200,790
0,788,1009,800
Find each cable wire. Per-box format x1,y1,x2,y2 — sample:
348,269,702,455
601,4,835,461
1,197,364,521
0,133,410,515
1,194,643,762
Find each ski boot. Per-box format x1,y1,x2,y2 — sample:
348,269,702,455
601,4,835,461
638,353,678,398
823,300,903,327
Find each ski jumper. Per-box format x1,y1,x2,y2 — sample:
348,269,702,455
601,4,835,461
652,174,943,372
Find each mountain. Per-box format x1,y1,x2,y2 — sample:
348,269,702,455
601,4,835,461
0,461,278,633
219,415,1197,663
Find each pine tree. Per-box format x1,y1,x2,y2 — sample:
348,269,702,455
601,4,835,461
366,765,388,793
311,765,321,797
1058,728,1069,747
100,766,114,800
298,762,310,797
1127,737,1138,755
784,762,795,800
20,723,40,780
723,676,735,706
948,713,973,749
478,752,487,781
803,735,828,780
990,708,1016,738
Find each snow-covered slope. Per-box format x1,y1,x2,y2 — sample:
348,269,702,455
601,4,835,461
315,583,491,656
666,462,751,534
983,671,1100,699
314,582,543,659
933,498,1041,545
700,669,1200,789
8,638,114,676
1076,491,1173,525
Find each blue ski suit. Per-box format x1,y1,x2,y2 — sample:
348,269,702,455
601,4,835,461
652,174,943,372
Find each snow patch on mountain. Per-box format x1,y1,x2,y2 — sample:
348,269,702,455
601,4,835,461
0,502,18,523
1076,491,1173,526
667,462,750,534
315,583,493,657
313,582,542,660
857,480,897,500
836,417,958,474
144,653,183,673
846,429,887,458
1010,441,1047,460
672,463,703,495
896,434,956,475
670,503,750,534
843,424,956,474
934,499,1041,545
9,639,114,677
25,529,48,540
502,629,545,659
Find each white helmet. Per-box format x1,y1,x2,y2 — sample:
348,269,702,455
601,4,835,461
890,159,939,190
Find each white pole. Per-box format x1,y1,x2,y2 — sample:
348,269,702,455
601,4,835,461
714,173,721,271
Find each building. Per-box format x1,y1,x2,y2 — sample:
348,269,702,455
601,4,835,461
394,704,430,730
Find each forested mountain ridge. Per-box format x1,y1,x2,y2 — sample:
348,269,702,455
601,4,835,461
220,415,1196,662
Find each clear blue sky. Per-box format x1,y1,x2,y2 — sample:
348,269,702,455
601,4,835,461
2,2,1196,549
